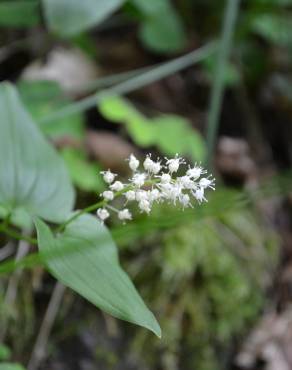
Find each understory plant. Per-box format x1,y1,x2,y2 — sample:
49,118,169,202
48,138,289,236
0,82,215,339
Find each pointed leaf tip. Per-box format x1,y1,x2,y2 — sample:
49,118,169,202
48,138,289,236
34,215,161,336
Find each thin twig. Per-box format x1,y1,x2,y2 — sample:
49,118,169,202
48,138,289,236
78,64,154,94
28,282,66,370
206,0,241,167
0,224,37,244
40,42,217,124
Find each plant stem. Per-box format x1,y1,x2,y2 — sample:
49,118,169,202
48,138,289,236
206,0,241,167
28,282,66,370
57,180,159,232
0,223,37,244
40,42,217,124
56,200,106,233
78,65,154,94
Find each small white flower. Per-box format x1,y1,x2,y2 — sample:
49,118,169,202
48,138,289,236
143,155,154,171
149,188,160,202
132,173,146,187
151,161,161,174
98,153,215,223
101,170,116,184
159,183,181,203
168,184,182,203
159,182,172,195
144,155,161,175
194,187,206,203
135,190,148,202
125,190,136,201
167,159,180,173
102,190,114,201
180,193,191,208
159,173,171,184
118,208,132,221
128,154,140,171
110,181,124,192
166,155,185,174
199,177,215,189
187,166,206,180
178,175,193,189
97,208,110,222
139,199,151,213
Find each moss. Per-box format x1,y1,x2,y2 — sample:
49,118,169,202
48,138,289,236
125,207,278,370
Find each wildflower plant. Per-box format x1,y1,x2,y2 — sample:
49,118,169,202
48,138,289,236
97,154,215,223
0,83,215,338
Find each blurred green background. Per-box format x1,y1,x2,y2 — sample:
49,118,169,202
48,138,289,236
0,0,292,369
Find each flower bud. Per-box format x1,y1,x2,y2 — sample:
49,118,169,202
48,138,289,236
97,208,110,222
129,154,139,171
118,209,132,221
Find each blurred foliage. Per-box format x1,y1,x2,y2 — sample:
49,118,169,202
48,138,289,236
0,364,26,370
61,148,104,193
251,14,292,47
43,0,125,37
17,80,84,140
202,57,241,87
0,343,26,370
127,0,187,53
0,0,291,368
117,205,278,370
99,96,206,162
0,1,39,28
0,344,11,361
17,81,104,193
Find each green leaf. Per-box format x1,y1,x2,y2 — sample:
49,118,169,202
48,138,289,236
251,14,292,46
0,82,75,223
99,96,206,161
0,1,39,27
61,148,104,192
43,0,125,37
0,344,11,361
18,80,84,140
132,0,187,53
253,0,292,5
202,56,240,87
153,115,206,162
99,95,155,146
0,364,25,370
140,12,187,54
35,215,161,337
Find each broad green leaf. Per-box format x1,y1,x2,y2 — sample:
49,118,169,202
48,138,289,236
43,0,126,37
0,82,75,223
0,364,25,370
99,96,206,161
0,1,39,27
61,148,104,192
18,80,84,140
35,215,161,337
131,0,187,53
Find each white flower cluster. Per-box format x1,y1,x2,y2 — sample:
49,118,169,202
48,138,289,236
97,154,215,223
